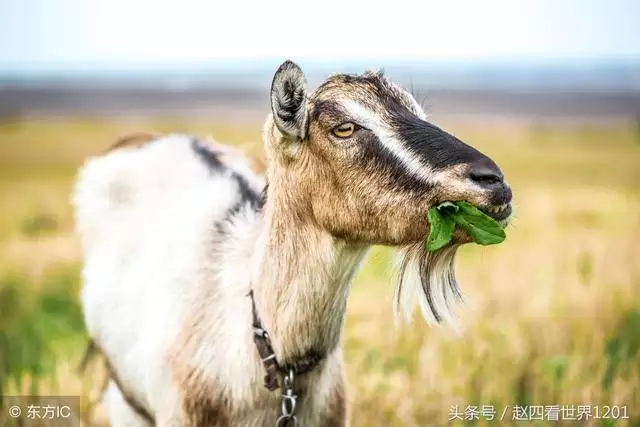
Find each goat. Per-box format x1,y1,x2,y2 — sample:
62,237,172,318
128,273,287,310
72,60,513,426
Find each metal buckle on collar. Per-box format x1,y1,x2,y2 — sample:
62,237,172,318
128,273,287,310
249,290,319,426
275,369,298,427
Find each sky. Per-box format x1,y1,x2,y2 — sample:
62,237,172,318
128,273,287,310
1,0,639,73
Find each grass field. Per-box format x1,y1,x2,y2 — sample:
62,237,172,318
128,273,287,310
0,117,639,426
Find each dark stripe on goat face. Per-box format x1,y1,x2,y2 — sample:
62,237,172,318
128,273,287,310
309,100,433,194
317,73,486,171
389,109,486,170
310,100,351,123
357,130,435,195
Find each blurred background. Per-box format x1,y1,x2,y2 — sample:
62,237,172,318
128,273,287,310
1,0,639,425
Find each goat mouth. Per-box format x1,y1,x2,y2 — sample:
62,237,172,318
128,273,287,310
479,203,512,222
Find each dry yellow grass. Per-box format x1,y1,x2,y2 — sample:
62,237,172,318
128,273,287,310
1,117,639,426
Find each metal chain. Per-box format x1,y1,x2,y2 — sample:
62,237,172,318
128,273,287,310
275,369,298,427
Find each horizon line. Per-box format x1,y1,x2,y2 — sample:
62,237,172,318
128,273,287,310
2,55,640,75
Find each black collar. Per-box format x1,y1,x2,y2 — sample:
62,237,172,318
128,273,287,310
249,290,323,391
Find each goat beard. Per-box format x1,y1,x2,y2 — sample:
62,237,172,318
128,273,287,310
393,242,463,327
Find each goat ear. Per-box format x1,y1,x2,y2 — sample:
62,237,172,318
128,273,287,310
270,60,308,141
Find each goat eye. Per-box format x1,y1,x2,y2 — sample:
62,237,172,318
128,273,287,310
332,122,355,138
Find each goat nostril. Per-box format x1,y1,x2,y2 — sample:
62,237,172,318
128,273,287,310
469,167,503,187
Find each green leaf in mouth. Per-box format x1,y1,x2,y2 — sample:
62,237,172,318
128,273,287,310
426,206,457,252
453,201,506,245
425,200,507,251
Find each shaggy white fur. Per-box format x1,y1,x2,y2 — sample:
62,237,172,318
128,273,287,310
73,134,354,425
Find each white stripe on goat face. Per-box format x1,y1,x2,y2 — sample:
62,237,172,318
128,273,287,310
340,99,437,185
